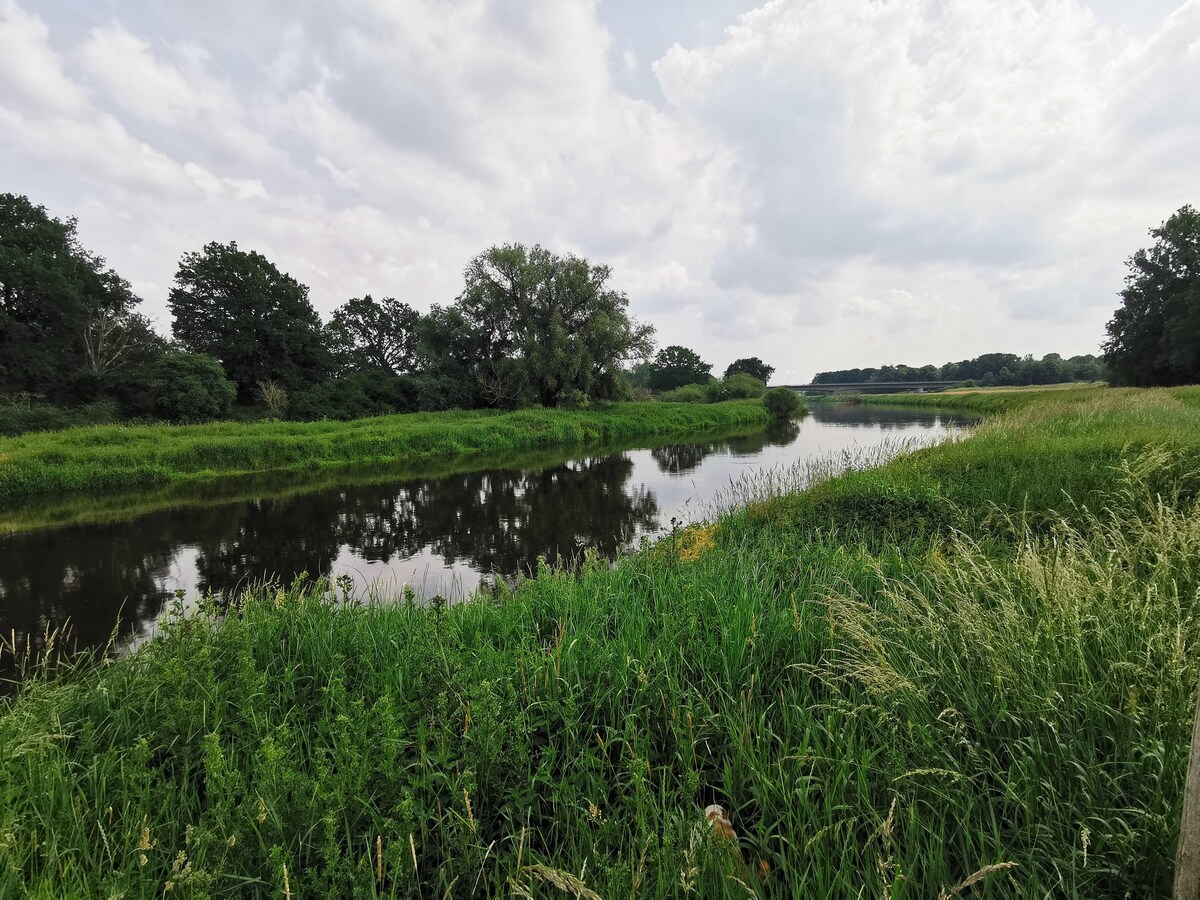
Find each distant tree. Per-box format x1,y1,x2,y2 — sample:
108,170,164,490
413,305,490,410
627,360,654,390
81,309,164,378
724,357,775,383
453,244,655,407
152,352,236,422
327,295,420,376
1104,205,1200,386
648,345,711,392
169,241,328,400
0,193,138,401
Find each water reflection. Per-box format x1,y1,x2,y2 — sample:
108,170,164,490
0,404,971,678
652,420,802,473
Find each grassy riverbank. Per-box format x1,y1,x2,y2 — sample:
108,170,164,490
3,386,1200,896
0,401,770,502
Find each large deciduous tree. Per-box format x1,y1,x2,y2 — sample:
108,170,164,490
0,193,139,401
453,244,655,407
326,295,420,375
169,241,328,400
1104,205,1200,387
724,357,775,384
648,345,712,392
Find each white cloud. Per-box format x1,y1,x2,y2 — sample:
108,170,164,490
1,0,1197,380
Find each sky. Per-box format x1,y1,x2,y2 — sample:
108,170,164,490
1,0,1197,383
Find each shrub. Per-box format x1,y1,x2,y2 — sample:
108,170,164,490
658,384,708,403
723,373,766,399
257,380,289,419
153,352,236,422
0,395,119,436
703,379,729,403
763,386,807,420
288,372,420,421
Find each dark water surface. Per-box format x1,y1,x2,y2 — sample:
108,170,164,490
0,404,971,664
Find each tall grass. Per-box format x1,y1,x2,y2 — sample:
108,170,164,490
0,401,770,502
1,386,1198,896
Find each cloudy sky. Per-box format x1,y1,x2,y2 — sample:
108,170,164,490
2,0,1196,381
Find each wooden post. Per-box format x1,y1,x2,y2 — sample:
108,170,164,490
1176,678,1200,898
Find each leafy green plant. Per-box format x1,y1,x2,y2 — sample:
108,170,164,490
722,373,765,399
658,384,708,403
763,386,807,419
153,352,236,423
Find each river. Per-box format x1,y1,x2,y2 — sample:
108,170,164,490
0,403,971,669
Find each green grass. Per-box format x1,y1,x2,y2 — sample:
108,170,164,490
859,381,1112,414
2,385,1200,896
0,401,770,503
0,421,772,534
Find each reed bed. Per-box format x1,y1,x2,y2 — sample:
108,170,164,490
0,401,770,502
1,386,1199,896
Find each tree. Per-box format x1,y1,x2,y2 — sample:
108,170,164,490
724,357,775,383
169,241,328,400
0,193,138,401
327,295,420,376
648,345,711,392
413,304,492,410
453,244,655,407
152,352,236,422
1104,205,1200,387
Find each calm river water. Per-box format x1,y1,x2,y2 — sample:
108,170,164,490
0,404,971,665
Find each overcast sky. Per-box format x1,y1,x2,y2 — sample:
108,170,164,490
2,0,1196,381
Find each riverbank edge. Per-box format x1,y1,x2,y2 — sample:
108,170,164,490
0,418,776,534
0,401,771,502
4,385,1200,895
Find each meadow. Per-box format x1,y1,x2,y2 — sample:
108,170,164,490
2,386,1199,896
0,401,770,502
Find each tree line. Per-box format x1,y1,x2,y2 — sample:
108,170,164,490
8,187,1189,430
0,192,789,430
813,352,1108,388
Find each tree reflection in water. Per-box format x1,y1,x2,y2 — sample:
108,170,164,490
0,453,660,678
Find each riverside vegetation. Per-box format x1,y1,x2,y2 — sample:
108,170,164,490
0,401,770,502
2,385,1199,896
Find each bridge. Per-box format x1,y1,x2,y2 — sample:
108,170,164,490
775,381,963,395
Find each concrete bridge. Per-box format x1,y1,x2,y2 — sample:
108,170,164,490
776,381,962,395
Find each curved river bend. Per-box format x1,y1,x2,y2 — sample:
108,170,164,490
0,404,972,665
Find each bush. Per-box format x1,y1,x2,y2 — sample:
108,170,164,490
0,395,119,436
288,372,420,421
658,384,708,403
723,373,766,399
763,386,807,420
153,353,236,422
702,379,729,403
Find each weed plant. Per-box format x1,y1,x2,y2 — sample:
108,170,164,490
1,386,1199,896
